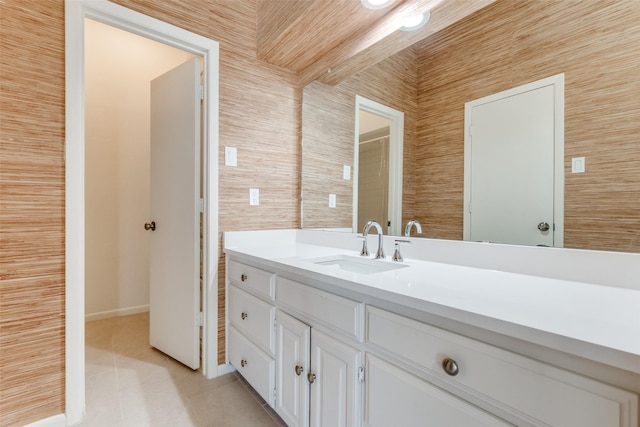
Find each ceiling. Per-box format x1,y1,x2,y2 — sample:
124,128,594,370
256,0,497,86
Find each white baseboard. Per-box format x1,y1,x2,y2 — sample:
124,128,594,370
217,363,236,377
24,414,66,427
85,304,149,322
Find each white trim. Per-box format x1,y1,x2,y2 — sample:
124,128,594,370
84,305,150,322
463,73,565,247
353,96,404,236
217,363,237,376
65,1,219,424
24,414,66,427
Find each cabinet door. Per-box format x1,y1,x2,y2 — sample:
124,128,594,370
309,330,362,427
276,310,311,427
363,354,511,427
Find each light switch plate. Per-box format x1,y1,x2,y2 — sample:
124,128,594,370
249,188,259,206
225,146,237,167
343,165,351,180
572,157,585,173
329,194,336,208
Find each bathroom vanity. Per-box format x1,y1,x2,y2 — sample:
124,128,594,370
224,229,640,427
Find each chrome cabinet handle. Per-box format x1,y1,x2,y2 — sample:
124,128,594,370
144,221,156,231
240,358,247,368
295,365,303,376
241,274,248,282
442,358,459,376
241,312,248,320
537,221,550,232
307,372,316,383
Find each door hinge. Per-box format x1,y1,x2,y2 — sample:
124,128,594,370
358,366,365,383
200,86,204,100
198,311,204,327
273,387,277,404
199,198,204,213
274,318,277,330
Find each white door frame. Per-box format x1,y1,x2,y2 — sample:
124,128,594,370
463,73,564,247
65,1,219,424
354,96,404,236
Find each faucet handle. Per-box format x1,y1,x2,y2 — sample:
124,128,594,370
392,239,411,262
357,235,369,257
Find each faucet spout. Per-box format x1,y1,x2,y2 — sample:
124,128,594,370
404,219,423,237
362,220,385,259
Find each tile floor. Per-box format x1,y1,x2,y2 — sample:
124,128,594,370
82,313,286,427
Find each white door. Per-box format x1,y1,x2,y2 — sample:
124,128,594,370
276,311,311,427
149,57,201,369
309,330,361,427
465,82,557,246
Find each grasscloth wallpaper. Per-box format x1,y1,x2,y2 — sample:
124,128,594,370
0,2,66,425
1,0,300,425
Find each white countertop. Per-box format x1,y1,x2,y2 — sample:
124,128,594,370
224,230,640,376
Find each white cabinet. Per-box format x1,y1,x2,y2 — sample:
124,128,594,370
309,329,361,427
227,256,638,427
365,305,639,427
364,354,510,427
275,309,362,427
275,310,310,427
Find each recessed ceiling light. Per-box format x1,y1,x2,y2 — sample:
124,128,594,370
361,0,395,10
400,11,430,31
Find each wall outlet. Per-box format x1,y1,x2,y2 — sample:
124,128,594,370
329,193,336,208
249,188,259,206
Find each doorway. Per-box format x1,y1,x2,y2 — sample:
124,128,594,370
66,1,219,424
353,96,404,236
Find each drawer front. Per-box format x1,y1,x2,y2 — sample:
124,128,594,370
228,325,275,407
276,277,363,342
228,259,275,300
229,285,275,355
364,353,511,427
366,306,638,427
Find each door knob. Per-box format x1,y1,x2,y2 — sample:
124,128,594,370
144,221,156,231
537,222,550,232
295,365,304,376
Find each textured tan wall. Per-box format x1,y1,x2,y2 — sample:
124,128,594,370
0,0,300,424
302,47,418,230
415,0,640,252
0,2,66,426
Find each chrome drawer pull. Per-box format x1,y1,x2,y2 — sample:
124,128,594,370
295,365,304,376
241,274,248,282
442,358,459,376
241,311,248,320
240,358,248,368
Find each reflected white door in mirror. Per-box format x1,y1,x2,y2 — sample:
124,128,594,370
463,74,565,247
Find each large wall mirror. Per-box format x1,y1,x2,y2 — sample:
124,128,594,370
301,0,640,253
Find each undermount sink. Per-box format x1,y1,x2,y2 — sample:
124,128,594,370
308,255,408,275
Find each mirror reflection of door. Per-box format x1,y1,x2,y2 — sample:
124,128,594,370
358,112,391,233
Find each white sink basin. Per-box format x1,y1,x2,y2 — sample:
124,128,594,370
308,255,408,275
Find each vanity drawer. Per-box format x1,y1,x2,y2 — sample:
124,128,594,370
366,306,638,427
228,259,275,300
228,285,275,355
228,325,275,407
276,277,364,342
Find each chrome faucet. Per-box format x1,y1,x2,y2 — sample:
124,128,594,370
361,220,385,259
404,219,423,237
